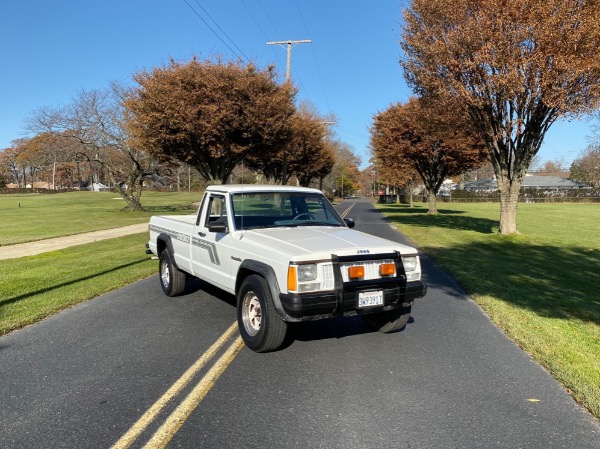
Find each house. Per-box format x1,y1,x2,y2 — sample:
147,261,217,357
460,174,588,192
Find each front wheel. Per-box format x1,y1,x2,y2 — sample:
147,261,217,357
363,306,412,333
237,275,287,352
159,249,187,297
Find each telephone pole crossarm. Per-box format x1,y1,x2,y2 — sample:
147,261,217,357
267,39,312,82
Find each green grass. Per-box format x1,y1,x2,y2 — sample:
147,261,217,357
377,201,600,419
0,190,203,334
0,191,201,246
0,233,156,335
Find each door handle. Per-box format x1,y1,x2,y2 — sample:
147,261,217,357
198,231,206,237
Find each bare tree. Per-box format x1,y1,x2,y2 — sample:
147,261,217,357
29,82,163,210
0,145,25,187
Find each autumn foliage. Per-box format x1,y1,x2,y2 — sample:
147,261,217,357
371,96,487,213
125,57,296,184
401,0,600,232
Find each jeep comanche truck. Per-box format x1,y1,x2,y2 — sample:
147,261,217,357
147,185,426,352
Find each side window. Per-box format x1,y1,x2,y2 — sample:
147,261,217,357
205,195,227,227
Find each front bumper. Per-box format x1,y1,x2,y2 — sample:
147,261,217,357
279,279,426,320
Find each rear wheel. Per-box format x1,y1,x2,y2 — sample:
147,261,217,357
159,249,187,297
363,306,412,333
237,275,287,352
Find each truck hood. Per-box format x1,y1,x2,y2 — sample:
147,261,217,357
238,227,416,260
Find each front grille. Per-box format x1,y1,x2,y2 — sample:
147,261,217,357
320,259,395,290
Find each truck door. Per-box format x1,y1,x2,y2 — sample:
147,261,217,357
191,194,233,293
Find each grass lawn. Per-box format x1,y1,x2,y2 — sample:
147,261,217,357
0,190,203,333
377,201,600,419
0,190,202,246
0,233,156,335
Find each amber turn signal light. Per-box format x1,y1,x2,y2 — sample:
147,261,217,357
348,265,365,280
288,266,298,291
379,263,395,276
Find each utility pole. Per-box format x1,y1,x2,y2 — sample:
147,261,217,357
266,39,312,82
266,39,311,185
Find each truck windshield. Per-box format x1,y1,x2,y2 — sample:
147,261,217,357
231,192,346,230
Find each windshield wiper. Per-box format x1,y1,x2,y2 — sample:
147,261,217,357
295,221,342,227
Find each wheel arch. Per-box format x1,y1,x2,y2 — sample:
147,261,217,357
236,260,291,321
156,234,181,270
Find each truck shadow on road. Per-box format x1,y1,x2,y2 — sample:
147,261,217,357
181,279,417,347
289,315,416,344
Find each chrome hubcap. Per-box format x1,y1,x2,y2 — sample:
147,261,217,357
242,292,262,336
160,260,170,288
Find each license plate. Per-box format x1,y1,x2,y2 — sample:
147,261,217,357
358,291,384,308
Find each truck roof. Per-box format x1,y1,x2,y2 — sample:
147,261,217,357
206,184,323,194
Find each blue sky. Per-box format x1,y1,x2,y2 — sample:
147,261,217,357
0,0,596,168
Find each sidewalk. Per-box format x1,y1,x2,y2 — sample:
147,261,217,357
0,223,148,260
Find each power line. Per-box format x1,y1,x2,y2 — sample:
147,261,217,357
192,0,251,62
293,0,332,112
255,1,304,84
257,0,283,40
239,0,285,68
183,0,250,62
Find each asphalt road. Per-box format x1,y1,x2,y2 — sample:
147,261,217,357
0,197,598,448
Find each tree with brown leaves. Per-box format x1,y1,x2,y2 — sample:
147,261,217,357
371,96,486,214
401,0,600,232
246,102,334,186
287,104,335,187
370,155,421,206
125,57,296,184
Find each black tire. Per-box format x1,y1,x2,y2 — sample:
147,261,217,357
159,249,187,297
363,306,412,333
237,275,287,353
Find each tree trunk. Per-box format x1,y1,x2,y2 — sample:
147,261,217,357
497,179,521,234
427,190,438,214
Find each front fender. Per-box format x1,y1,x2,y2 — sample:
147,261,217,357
236,260,296,322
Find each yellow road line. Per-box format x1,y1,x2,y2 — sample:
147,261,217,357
110,322,239,449
143,336,246,449
341,203,355,218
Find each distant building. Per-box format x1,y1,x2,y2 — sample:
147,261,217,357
459,174,588,192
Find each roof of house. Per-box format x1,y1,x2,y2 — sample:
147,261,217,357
461,175,589,191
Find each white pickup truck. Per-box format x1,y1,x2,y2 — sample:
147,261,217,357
147,185,426,352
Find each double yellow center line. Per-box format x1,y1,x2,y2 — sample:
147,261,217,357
340,203,355,219
111,322,244,449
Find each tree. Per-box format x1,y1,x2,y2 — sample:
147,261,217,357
287,104,335,187
322,140,362,197
1,144,26,187
370,155,421,206
247,103,335,187
15,133,80,190
125,56,296,184
570,144,600,187
401,0,600,232
371,96,486,214
29,82,162,210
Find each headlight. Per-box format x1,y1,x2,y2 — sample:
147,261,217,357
402,256,418,272
297,264,318,281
